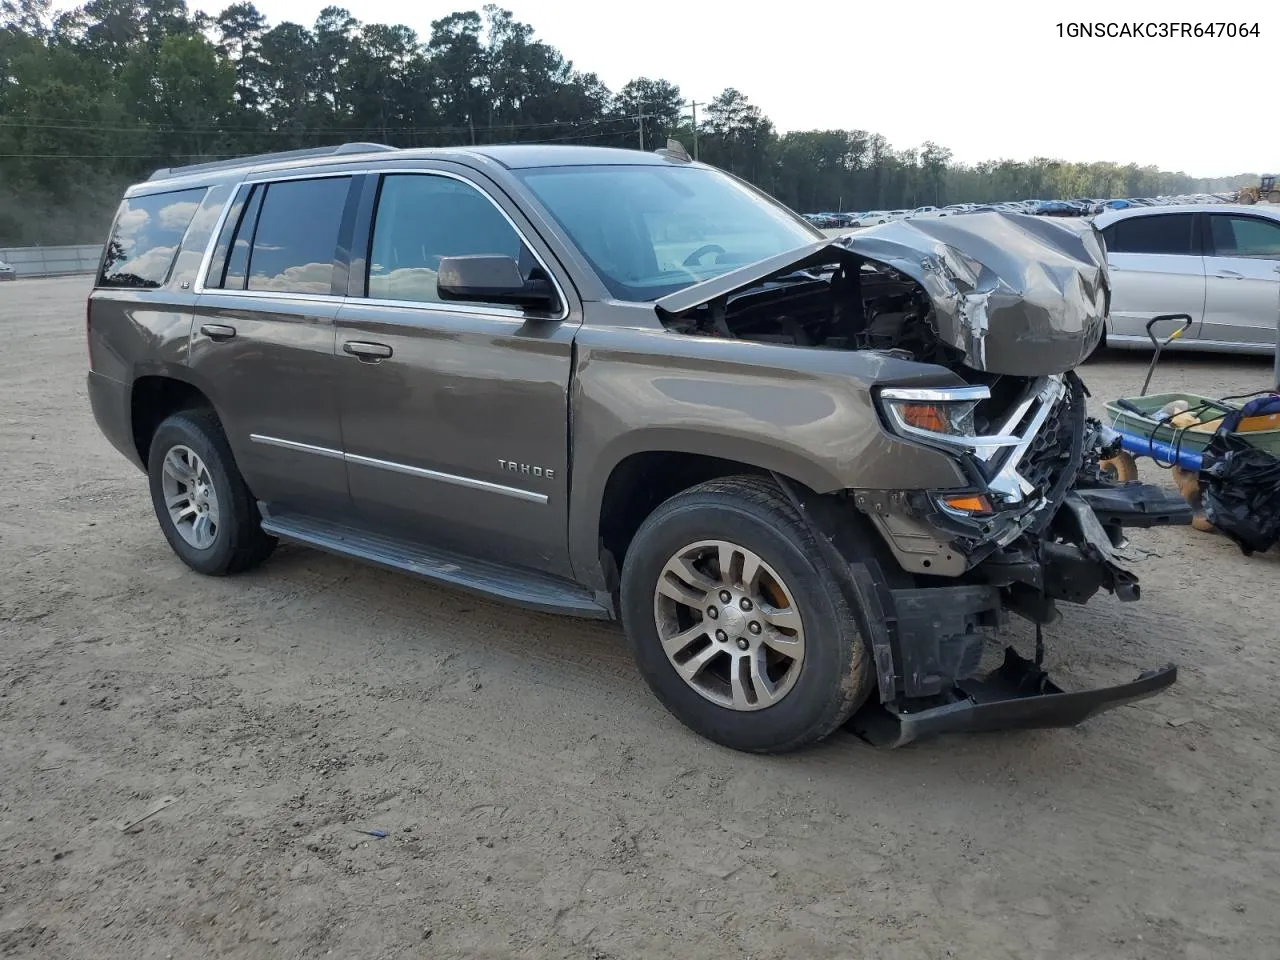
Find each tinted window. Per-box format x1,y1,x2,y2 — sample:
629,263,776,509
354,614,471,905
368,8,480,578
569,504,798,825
1105,213,1195,255
519,164,820,301
98,187,208,288
367,174,525,304
220,185,263,290
245,177,350,295
1209,215,1280,258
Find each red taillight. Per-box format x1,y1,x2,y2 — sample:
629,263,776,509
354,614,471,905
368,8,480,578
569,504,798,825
86,297,92,365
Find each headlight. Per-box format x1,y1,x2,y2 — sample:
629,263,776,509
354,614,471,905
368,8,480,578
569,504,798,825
879,386,1021,458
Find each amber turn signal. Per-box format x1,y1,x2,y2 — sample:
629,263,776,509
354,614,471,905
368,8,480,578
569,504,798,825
898,402,950,432
941,494,993,515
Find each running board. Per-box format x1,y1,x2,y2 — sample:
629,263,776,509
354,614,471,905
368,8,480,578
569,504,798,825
258,507,612,620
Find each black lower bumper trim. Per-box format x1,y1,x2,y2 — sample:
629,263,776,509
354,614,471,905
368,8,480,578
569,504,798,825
848,647,1177,748
1074,483,1193,528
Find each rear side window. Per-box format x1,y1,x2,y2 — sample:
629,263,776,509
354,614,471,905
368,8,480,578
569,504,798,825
1208,215,1280,258
212,177,350,295
1104,213,1195,255
98,187,208,288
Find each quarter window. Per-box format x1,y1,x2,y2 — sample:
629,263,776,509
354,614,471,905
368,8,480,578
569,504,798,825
98,187,208,288
1103,213,1195,255
1208,215,1280,258
367,174,526,305
241,177,351,295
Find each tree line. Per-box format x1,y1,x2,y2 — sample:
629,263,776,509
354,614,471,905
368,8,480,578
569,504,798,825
0,0,1256,245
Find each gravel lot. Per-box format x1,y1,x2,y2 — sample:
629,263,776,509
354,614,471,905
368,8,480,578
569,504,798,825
2,276,1278,960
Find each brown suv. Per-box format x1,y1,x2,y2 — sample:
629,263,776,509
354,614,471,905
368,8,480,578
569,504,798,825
87,140,1190,753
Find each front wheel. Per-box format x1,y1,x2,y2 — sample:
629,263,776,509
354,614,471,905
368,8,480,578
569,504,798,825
619,476,873,753
147,409,276,576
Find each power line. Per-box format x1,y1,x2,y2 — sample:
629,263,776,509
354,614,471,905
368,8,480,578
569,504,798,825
0,114,639,138
0,127,636,161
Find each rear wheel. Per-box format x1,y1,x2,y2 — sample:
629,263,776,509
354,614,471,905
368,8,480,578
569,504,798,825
147,409,276,575
620,476,873,753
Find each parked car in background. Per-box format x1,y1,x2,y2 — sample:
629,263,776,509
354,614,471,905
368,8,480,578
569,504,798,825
851,210,891,226
0,259,15,281
1093,203,1280,355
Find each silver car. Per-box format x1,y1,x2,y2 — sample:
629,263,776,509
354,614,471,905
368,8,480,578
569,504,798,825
0,259,15,281
1093,203,1280,355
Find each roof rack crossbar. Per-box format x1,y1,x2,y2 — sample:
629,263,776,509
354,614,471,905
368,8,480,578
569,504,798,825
147,142,398,181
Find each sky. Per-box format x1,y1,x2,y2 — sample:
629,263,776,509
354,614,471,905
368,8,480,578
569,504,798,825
72,0,1280,176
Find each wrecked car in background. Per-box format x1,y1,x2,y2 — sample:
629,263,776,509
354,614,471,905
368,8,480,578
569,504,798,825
88,139,1190,755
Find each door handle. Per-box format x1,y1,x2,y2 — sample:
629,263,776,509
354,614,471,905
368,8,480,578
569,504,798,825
343,340,393,361
199,323,236,341
1213,270,1243,279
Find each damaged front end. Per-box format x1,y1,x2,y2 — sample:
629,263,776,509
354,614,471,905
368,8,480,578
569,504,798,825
659,213,1191,745
840,399,1189,748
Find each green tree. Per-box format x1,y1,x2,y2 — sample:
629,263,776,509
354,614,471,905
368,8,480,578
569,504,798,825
702,87,772,183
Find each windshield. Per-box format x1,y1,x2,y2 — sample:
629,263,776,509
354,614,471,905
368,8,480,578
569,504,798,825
518,164,821,301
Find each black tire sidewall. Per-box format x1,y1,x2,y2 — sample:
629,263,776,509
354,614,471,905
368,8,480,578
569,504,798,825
621,495,860,753
147,414,243,575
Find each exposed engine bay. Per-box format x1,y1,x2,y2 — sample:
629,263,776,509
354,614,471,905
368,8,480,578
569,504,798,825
654,211,1110,378
661,263,966,370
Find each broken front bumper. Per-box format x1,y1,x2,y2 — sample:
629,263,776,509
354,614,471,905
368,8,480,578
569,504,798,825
836,483,1190,748
850,647,1177,748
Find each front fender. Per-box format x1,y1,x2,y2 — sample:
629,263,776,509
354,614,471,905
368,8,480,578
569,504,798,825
566,326,969,590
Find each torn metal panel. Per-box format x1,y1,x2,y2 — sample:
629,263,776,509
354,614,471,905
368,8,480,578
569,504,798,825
655,212,1109,377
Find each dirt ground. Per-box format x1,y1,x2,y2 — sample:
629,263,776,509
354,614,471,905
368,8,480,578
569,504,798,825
2,276,1278,960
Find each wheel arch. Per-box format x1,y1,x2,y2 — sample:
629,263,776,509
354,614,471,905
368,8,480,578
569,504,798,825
571,430,847,600
129,365,222,466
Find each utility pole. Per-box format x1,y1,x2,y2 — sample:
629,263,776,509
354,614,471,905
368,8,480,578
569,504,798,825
686,100,702,160
635,109,648,151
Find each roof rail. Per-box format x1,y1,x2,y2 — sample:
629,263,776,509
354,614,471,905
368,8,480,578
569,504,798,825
147,142,398,181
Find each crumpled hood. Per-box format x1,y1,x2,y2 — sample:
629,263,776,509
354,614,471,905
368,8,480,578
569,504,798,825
655,212,1109,376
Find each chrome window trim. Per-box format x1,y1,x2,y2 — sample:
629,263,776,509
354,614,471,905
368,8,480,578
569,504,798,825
343,296,540,323
193,167,572,323
200,289,345,306
249,434,548,505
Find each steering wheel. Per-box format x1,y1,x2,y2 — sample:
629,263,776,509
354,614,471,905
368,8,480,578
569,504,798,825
683,243,727,267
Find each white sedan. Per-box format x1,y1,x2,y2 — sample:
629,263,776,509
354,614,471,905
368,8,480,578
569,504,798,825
1093,203,1280,355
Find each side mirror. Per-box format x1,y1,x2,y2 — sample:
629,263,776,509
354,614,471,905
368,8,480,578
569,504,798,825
437,254,558,311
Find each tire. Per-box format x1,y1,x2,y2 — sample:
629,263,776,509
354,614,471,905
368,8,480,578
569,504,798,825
1099,451,1139,483
619,475,874,754
146,409,276,576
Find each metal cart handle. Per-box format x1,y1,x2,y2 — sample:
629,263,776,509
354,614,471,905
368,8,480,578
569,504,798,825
1139,314,1194,397
1145,314,1193,349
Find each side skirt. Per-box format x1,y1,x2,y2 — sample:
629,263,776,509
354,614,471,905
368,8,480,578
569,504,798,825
258,504,613,620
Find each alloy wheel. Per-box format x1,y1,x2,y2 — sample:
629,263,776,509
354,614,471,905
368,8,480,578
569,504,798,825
160,444,220,550
652,539,806,711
